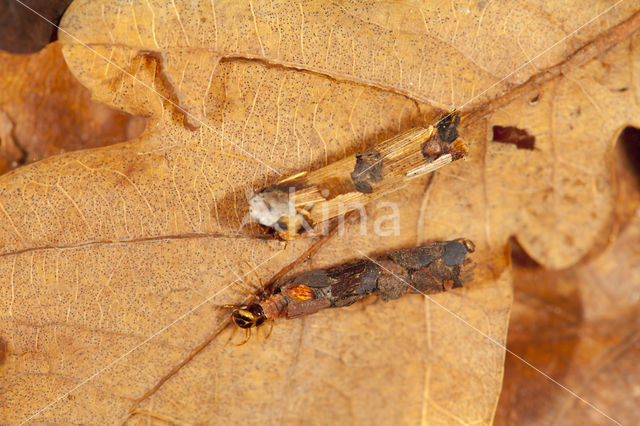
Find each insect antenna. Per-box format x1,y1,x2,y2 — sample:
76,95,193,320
243,260,268,297
227,261,261,298
233,280,257,297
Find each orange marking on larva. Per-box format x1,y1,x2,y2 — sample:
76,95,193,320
286,284,314,301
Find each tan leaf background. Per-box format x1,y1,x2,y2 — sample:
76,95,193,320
1,1,639,424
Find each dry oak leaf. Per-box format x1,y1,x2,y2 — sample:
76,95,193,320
494,146,640,425
0,0,72,54
0,42,146,175
0,0,637,424
496,185,640,426
422,15,640,269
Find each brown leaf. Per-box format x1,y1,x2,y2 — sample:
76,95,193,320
421,19,640,269
0,0,71,54
495,140,640,426
0,1,638,424
496,219,640,425
0,111,24,173
0,43,146,175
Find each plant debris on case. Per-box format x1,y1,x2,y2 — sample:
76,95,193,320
227,238,475,343
248,113,468,239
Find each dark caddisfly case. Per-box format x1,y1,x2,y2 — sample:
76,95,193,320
229,238,475,333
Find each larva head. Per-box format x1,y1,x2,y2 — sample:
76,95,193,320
231,304,267,329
